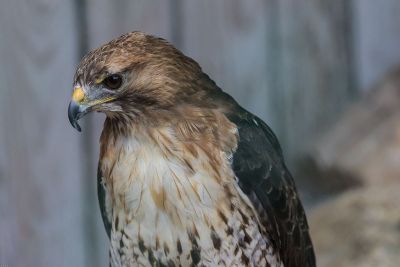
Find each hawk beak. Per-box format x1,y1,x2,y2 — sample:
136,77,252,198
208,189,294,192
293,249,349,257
68,86,88,132
68,100,85,132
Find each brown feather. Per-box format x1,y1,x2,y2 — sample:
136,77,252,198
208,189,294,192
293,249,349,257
74,32,293,266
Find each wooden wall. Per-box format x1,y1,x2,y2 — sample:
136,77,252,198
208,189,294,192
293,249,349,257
0,1,86,266
1,1,400,266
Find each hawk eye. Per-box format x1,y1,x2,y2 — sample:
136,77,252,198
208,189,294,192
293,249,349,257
103,74,122,90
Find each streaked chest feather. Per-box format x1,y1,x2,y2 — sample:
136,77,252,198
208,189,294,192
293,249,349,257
100,122,282,267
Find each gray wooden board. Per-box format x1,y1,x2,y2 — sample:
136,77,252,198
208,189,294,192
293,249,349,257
1,1,400,266
0,0,85,266
353,0,400,90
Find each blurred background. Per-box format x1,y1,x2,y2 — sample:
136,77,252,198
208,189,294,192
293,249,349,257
1,1,400,266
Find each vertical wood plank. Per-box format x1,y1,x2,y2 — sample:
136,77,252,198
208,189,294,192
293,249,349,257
181,0,275,132
277,0,356,165
181,0,356,170
72,0,102,266
0,1,85,266
87,0,173,47
1,1,399,266
353,0,400,90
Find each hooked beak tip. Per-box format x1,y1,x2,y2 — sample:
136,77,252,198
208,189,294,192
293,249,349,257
68,101,82,132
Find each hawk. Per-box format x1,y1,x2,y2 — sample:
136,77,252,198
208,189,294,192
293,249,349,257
68,32,315,267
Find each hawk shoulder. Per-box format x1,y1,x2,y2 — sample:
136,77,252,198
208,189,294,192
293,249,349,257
220,94,316,267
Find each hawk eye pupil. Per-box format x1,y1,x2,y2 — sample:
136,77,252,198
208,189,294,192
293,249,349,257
104,74,122,89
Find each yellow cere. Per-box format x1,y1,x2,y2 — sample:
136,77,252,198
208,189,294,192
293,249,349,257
72,86,85,103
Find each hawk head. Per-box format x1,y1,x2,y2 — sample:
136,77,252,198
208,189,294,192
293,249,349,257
68,32,208,131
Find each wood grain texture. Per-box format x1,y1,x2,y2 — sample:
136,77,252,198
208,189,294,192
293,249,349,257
274,0,357,165
179,0,357,169
181,0,274,130
1,0,400,266
0,0,85,266
353,0,400,90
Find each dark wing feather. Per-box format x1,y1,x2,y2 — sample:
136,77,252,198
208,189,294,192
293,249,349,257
225,106,316,267
97,164,112,239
